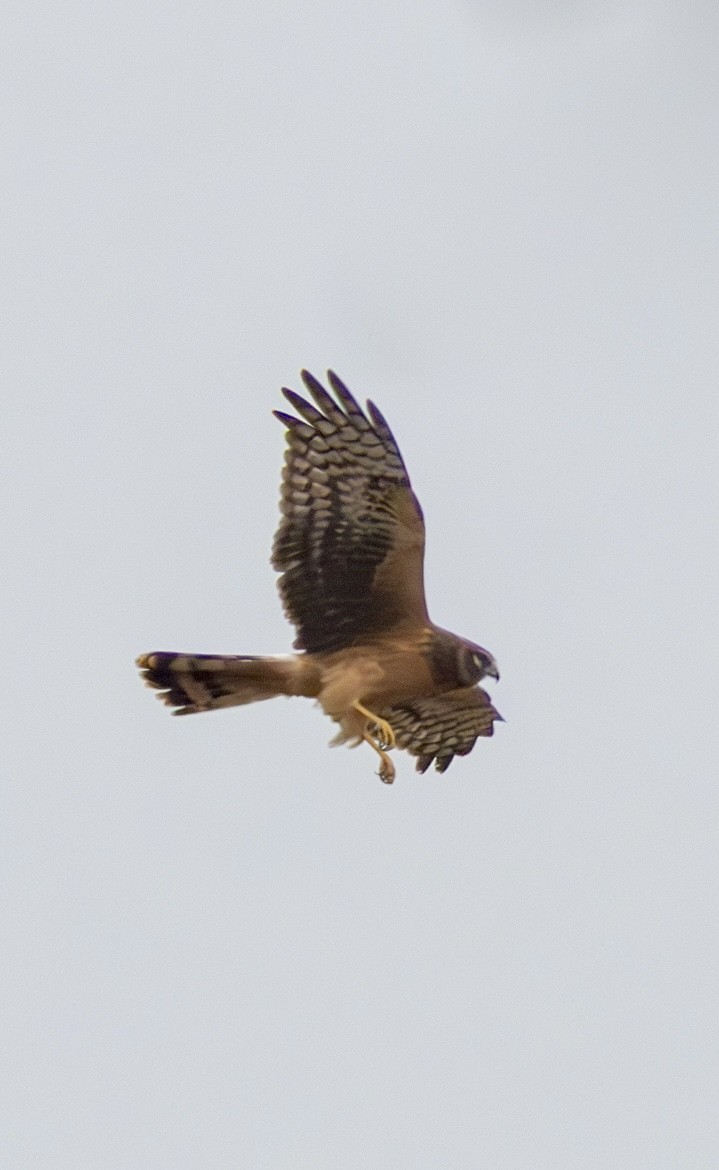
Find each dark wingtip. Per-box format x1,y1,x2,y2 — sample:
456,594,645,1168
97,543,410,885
366,399,389,429
326,369,347,393
281,387,306,409
366,399,400,449
299,369,325,395
325,370,367,420
273,408,300,427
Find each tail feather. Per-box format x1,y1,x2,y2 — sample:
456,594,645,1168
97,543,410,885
136,652,319,715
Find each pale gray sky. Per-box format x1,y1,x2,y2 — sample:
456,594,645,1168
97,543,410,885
3,1,718,1166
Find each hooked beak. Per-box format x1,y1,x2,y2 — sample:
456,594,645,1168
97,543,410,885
485,659,500,682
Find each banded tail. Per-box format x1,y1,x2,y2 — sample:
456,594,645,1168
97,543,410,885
136,652,320,715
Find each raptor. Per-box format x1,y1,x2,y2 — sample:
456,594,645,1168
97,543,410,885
137,370,502,782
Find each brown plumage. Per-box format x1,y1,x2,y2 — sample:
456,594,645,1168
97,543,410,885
137,370,502,782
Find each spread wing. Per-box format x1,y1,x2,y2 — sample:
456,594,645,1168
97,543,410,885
383,687,503,774
272,370,428,654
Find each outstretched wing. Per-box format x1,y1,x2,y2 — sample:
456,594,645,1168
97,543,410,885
272,370,428,654
383,687,503,774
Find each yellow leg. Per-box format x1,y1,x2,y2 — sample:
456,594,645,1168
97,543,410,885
352,701,396,750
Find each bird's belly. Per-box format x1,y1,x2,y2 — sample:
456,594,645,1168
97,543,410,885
316,646,433,720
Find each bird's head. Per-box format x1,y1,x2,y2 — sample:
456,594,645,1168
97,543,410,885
459,640,500,686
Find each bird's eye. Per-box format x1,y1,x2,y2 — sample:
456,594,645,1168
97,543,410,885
471,652,486,670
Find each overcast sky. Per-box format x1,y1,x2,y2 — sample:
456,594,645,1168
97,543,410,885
3,1,718,1166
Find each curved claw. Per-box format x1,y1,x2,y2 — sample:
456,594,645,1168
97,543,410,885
377,753,396,784
353,701,396,749
352,701,397,783
369,717,396,751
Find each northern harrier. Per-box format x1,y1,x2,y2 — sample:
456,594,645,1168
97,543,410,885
137,371,502,782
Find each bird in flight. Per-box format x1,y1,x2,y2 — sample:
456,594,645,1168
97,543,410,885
137,370,502,783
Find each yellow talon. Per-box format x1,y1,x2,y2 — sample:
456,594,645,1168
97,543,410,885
353,701,397,783
353,701,396,750
360,730,396,784
377,752,396,785
370,718,396,751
